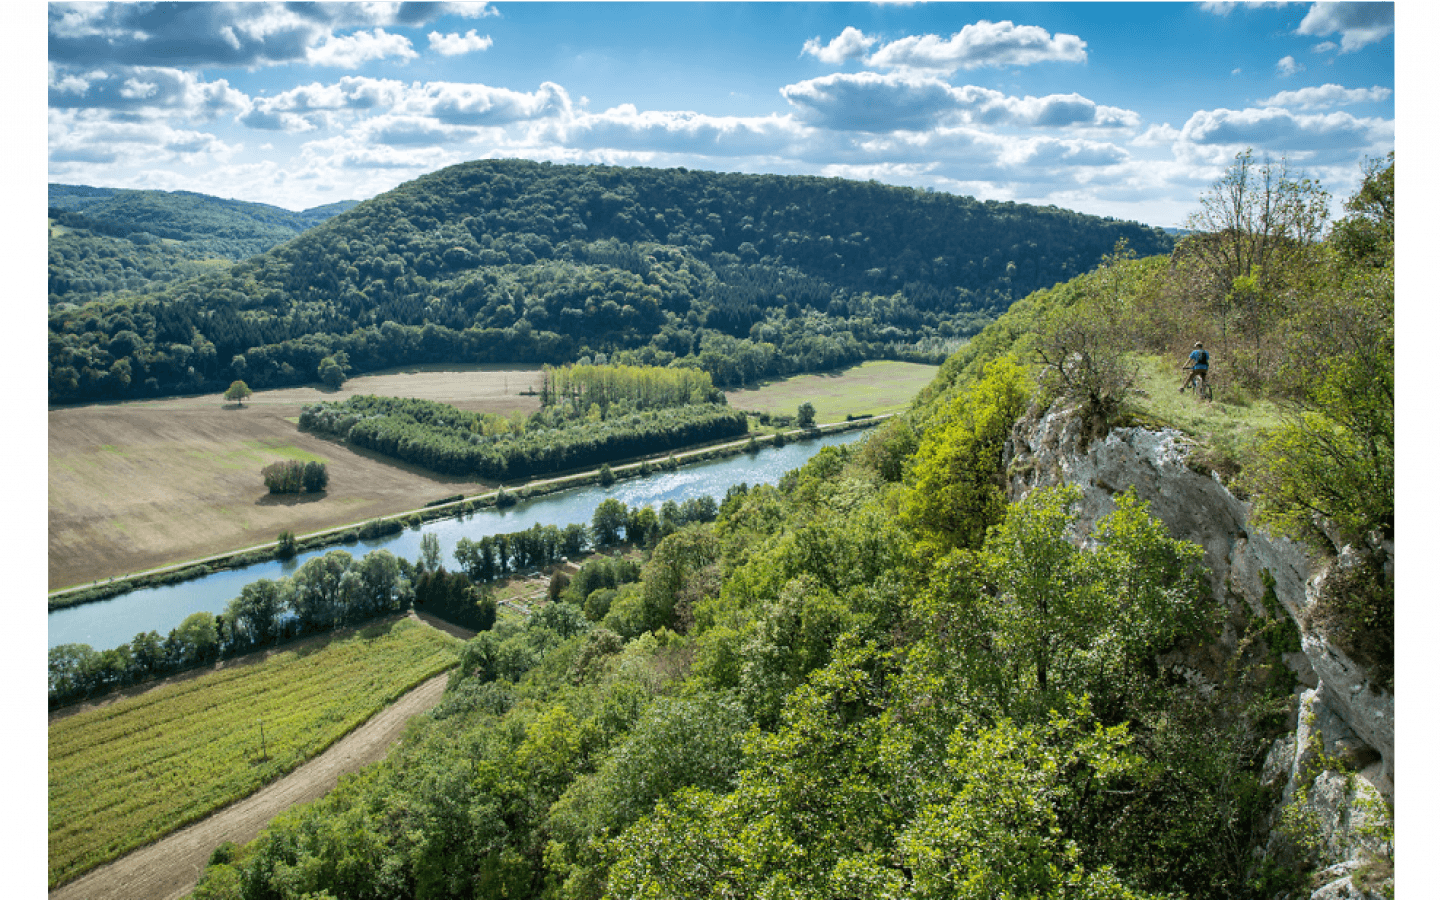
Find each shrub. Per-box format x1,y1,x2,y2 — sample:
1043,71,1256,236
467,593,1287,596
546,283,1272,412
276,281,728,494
301,461,328,493
275,531,297,559
262,460,327,494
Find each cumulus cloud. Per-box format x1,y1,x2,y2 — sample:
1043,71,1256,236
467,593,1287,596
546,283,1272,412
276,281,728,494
429,29,494,56
238,77,572,134
1276,55,1304,76
408,81,574,126
559,106,807,159
437,1,501,18
49,109,240,168
781,72,1137,133
307,28,416,67
1297,2,1394,52
241,76,407,131
782,72,969,132
1257,83,1391,109
1199,2,1290,14
48,65,250,119
1179,106,1388,155
47,2,463,69
864,21,1086,72
801,27,877,64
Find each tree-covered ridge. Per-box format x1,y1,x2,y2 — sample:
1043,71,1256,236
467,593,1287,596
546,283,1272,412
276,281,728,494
47,160,1171,404
47,184,358,307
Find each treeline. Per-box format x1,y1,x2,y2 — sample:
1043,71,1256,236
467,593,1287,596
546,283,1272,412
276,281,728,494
49,490,724,707
300,394,749,481
48,548,411,707
47,160,1171,403
542,362,719,414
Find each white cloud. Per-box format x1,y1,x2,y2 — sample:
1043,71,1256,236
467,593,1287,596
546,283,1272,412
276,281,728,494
558,106,808,159
429,29,494,57
1297,2,1394,52
48,2,477,68
1199,2,1291,15
1178,106,1390,158
49,109,241,169
782,72,968,132
436,3,499,20
244,76,408,122
1276,55,1305,76
1313,41,1340,53
48,65,250,119
307,28,417,67
1257,83,1392,109
407,81,574,127
864,20,1087,73
780,72,1138,133
801,27,877,64
1133,123,1182,147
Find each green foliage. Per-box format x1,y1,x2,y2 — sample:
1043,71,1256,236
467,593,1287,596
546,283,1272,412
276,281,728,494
903,355,1032,554
223,379,251,404
796,400,816,428
978,485,1206,717
414,567,498,630
317,352,348,389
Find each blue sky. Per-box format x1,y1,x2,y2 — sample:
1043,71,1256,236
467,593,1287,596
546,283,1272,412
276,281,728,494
42,2,1397,228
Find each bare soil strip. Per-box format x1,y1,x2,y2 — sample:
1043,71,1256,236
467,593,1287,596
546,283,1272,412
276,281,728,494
50,670,451,900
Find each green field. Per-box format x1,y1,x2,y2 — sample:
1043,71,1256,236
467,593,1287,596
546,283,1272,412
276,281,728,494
724,360,942,423
47,618,461,888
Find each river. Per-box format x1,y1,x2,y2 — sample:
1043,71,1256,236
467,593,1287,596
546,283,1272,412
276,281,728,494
48,429,869,650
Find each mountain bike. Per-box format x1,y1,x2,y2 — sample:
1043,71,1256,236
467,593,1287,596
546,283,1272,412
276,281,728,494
1182,367,1212,401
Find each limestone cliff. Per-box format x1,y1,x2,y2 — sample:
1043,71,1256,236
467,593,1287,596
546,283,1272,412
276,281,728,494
1004,404,1394,899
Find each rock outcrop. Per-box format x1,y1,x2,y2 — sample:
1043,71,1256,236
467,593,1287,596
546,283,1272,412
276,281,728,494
1004,404,1393,898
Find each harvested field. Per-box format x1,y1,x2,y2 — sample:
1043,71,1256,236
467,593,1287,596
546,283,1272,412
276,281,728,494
49,365,543,591
724,360,940,423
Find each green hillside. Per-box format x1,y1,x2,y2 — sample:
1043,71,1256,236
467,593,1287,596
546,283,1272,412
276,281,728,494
47,185,358,307
47,161,1171,404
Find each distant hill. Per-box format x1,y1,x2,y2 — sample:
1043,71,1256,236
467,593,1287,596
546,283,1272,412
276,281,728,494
47,185,358,306
47,160,1172,403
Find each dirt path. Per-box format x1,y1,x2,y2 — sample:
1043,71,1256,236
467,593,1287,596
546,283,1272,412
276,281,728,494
50,671,451,900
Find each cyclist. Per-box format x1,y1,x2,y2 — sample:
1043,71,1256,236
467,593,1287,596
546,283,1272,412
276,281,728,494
1180,341,1209,394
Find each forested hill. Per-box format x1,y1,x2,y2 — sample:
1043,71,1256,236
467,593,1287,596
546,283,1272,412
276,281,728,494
47,160,1171,404
47,185,358,307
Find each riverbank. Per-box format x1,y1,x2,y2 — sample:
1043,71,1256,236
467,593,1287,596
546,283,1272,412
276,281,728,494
49,417,885,612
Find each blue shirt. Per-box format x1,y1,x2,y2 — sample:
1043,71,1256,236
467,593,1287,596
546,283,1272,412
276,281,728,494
1189,349,1208,370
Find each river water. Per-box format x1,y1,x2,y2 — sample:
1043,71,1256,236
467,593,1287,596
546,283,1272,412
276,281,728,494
49,429,869,651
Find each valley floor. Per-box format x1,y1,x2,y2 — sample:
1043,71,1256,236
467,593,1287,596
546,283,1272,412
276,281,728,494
48,365,544,590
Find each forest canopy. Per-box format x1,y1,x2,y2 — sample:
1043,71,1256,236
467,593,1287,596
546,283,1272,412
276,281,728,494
48,160,1171,404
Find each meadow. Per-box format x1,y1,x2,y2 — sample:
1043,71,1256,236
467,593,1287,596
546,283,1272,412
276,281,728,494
47,616,461,888
724,360,941,423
